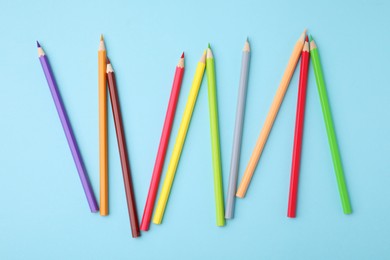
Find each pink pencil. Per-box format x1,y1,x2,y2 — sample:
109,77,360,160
140,53,185,231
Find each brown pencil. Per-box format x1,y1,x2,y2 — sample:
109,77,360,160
106,58,140,238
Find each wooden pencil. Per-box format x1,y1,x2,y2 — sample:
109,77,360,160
141,53,185,231
153,51,206,225
206,44,225,226
107,58,140,237
309,35,352,214
226,39,251,219
37,41,99,212
236,30,307,198
287,36,310,218
98,35,108,216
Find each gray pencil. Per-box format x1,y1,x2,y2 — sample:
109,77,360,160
225,39,251,219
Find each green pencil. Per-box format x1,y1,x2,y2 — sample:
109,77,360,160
206,44,225,226
309,35,352,214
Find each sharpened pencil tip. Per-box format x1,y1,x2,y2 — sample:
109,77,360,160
181,52,184,58
208,43,211,48
100,34,104,41
246,36,249,42
309,34,313,41
36,41,41,48
106,57,111,64
305,35,309,42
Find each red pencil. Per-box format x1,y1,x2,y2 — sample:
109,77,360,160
106,58,140,237
140,53,185,231
287,36,310,218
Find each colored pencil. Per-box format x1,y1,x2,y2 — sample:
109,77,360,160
206,44,225,226
141,53,185,231
309,35,352,214
153,51,206,225
225,39,251,219
287,36,310,218
106,58,140,237
98,35,108,216
37,41,99,212
236,30,307,198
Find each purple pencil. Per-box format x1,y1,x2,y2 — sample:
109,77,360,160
37,41,99,212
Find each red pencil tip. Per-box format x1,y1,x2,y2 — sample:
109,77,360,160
37,41,41,48
181,52,184,58
305,35,309,42
106,57,111,64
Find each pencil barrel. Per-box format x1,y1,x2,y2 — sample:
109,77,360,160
152,62,205,225
236,38,304,198
287,49,309,218
107,72,140,237
226,51,250,219
39,55,99,212
98,51,108,216
206,56,225,226
310,48,352,214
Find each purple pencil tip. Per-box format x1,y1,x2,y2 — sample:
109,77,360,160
37,41,41,48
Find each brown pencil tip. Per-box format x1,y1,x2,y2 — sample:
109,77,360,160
106,57,111,64
181,52,184,58
100,34,104,41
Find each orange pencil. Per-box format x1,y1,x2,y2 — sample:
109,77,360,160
236,30,306,198
98,35,108,215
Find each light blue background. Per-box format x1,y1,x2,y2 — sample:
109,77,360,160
1,0,389,259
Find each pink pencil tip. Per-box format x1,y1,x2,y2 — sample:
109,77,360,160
181,52,184,58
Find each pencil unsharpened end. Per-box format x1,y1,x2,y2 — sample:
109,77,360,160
236,193,244,199
36,41,41,48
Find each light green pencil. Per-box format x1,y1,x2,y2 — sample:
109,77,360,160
206,44,225,226
309,35,352,214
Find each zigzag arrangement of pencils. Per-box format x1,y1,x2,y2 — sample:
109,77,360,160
37,29,351,238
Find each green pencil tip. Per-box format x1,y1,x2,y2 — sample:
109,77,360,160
309,35,313,42
208,43,211,48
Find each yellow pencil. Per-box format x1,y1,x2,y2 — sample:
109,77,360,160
236,30,307,198
153,51,206,224
98,35,108,215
